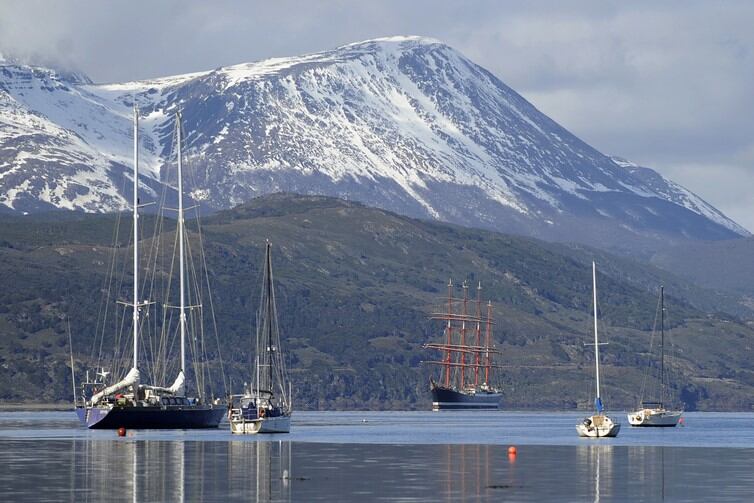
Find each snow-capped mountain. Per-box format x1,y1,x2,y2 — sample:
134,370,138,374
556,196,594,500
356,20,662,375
609,156,748,236
0,36,747,249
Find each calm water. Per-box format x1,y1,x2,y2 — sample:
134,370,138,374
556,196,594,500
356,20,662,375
2,411,754,501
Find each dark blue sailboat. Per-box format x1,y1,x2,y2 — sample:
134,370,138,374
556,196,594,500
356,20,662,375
76,109,225,429
76,398,225,429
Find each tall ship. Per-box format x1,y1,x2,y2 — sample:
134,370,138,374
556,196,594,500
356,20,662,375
76,109,226,429
229,241,292,434
423,280,502,410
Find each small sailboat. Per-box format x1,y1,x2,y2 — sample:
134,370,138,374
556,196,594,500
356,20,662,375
76,109,226,429
628,286,683,427
576,261,620,438
229,242,292,434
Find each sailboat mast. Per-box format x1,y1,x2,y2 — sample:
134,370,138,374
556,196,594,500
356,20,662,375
177,111,186,375
460,281,468,389
444,279,452,388
660,285,665,406
266,242,274,392
592,261,601,401
132,106,140,370
485,301,492,386
474,282,482,387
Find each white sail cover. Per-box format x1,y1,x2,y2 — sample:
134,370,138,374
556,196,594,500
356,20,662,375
140,370,186,397
167,370,185,396
90,367,140,405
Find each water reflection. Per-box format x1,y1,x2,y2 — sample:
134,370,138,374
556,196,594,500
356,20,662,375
228,441,292,502
5,438,754,501
441,444,493,501
27,439,293,502
576,445,614,502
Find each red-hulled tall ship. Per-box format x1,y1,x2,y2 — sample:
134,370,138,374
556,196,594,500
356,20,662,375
423,280,502,410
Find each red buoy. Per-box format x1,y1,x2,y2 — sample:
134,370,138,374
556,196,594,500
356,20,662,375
117,427,127,437
507,446,517,463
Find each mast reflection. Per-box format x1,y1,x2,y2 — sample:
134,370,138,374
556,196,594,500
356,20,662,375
442,443,492,501
69,439,292,502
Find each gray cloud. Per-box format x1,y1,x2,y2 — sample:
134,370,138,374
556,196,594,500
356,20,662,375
1,0,753,228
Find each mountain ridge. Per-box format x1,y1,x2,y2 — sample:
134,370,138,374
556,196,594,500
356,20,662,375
1,193,753,410
0,36,747,251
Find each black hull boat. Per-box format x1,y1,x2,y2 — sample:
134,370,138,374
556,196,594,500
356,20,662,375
423,280,503,411
76,402,226,429
75,110,226,430
430,382,501,410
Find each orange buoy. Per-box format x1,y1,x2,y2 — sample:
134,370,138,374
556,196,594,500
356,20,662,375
117,427,127,437
508,446,517,455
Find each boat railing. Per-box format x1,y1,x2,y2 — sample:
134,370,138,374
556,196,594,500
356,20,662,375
641,401,664,408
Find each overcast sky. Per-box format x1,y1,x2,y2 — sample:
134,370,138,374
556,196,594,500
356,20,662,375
2,0,753,229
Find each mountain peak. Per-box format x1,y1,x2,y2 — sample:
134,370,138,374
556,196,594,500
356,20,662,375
213,35,452,89
333,35,451,60
0,38,747,251
0,55,92,85
341,35,445,50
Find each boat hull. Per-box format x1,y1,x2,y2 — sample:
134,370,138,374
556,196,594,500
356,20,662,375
76,405,226,429
576,414,621,438
230,414,291,434
628,409,682,427
431,385,501,410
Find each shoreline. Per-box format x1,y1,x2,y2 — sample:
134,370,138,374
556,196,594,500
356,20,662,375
0,403,74,412
1,404,754,413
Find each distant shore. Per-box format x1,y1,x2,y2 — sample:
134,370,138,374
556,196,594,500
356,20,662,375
1,403,753,413
0,403,73,411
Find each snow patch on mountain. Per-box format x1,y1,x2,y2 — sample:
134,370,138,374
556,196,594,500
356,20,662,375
0,36,747,247
610,156,749,236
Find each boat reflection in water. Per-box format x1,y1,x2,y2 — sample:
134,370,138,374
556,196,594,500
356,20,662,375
440,444,495,501
7,421,754,501
66,439,292,502
72,439,189,501
229,441,292,502
579,445,615,503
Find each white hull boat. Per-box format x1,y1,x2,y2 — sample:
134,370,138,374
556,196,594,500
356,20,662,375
229,242,292,435
230,412,291,434
628,287,683,427
577,262,620,438
577,414,621,438
628,408,682,427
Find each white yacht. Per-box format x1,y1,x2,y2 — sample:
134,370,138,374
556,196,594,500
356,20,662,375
628,286,683,427
576,261,620,438
229,242,292,434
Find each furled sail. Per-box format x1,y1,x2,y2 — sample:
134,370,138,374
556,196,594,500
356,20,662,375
168,370,185,396
90,367,140,405
141,371,186,396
